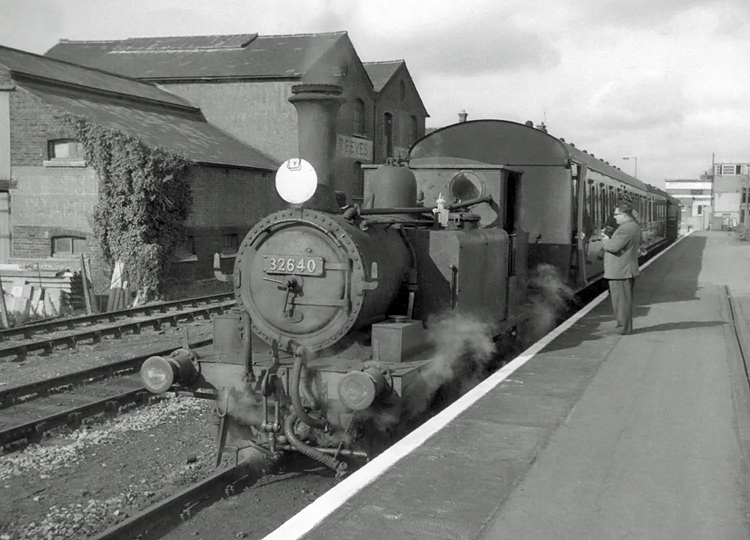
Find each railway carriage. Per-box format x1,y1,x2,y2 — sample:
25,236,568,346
406,119,679,290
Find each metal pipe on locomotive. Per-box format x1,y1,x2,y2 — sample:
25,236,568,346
140,84,530,476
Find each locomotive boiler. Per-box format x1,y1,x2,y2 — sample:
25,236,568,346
140,84,531,475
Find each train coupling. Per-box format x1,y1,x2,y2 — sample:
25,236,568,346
140,347,200,394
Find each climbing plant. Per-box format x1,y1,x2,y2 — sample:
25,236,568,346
65,116,193,301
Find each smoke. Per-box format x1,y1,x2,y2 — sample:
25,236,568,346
524,263,576,342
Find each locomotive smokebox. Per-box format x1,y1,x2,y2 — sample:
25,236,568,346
289,84,345,213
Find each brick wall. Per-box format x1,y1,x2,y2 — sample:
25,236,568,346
168,165,286,292
10,86,77,166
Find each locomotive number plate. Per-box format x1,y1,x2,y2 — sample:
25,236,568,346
264,255,324,276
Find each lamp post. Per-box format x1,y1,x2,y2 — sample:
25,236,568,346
622,156,638,178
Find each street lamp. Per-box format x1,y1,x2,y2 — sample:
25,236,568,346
622,156,638,178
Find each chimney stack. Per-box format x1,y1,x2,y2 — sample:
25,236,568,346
458,110,468,123
288,84,345,212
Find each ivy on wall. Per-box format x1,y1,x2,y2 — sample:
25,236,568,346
64,116,193,300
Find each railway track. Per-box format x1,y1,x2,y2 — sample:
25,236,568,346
88,457,265,540
0,339,213,449
0,293,235,360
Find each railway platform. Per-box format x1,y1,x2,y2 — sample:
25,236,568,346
264,230,750,540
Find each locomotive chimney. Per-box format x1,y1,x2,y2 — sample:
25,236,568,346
458,110,468,123
288,84,345,213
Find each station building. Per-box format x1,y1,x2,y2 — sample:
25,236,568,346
664,177,713,231
665,162,750,233
46,32,429,206
0,45,282,297
710,162,750,231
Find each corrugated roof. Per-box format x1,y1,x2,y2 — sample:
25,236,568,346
46,32,347,80
0,45,193,109
363,61,404,92
21,82,279,170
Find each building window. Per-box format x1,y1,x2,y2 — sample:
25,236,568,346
52,236,87,257
45,139,85,167
409,116,418,146
48,139,83,160
352,161,364,205
174,235,197,262
354,99,365,136
719,164,742,175
697,205,703,215
384,112,393,158
222,233,238,254
399,80,406,101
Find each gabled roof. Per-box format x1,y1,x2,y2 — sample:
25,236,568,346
363,60,429,117
363,60,404,93
0,45,278,171
46,32,348,81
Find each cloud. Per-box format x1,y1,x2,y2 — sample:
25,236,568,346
587,77,685,131
0,0,65,53
567,0,749,30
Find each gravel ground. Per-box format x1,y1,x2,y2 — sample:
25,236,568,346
0,396,218,539
0,316,341,540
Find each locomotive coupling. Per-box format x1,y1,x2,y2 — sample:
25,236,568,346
338,362,393,411
140,348,200,394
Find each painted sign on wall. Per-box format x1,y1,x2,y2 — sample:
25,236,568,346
337,135,373,161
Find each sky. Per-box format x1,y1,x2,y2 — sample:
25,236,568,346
1,0,749,188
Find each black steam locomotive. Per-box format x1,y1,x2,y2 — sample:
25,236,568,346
140,84,681,476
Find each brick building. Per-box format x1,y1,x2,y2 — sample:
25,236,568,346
46,32,429,206
364,60,428,164
0,45,282,297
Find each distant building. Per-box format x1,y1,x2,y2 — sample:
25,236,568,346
46,32,429,206
0,45,281,297
664,177,713,230
711,162,750,230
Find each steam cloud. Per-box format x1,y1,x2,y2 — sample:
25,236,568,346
525,263,576,342
402,311,498,420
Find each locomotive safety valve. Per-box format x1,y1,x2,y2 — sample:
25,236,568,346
338,362,393,411
140,348,200,394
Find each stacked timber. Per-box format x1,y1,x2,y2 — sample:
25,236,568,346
0,265,80,326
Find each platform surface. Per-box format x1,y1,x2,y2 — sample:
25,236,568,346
270,231,750,540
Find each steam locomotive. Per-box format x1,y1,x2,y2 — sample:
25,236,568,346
140,84,681,477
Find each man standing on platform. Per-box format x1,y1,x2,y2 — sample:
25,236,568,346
601,201,641,335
